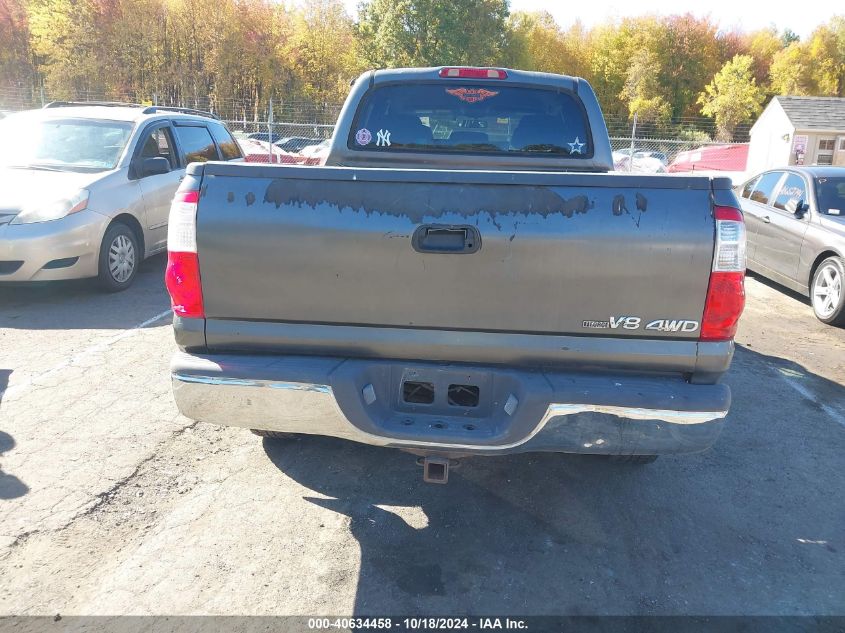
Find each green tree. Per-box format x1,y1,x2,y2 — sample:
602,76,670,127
699,54,764,141
781,28,800,47
356,0,509,68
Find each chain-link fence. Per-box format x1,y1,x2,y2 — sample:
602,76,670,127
223,121,335,153
0,86,343,125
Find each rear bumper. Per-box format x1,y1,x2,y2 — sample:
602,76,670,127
171,352,730,456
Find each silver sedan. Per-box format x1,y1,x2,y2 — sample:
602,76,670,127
737,166,845,326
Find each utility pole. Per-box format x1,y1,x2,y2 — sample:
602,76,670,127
629,112,638,172
268,97,274,164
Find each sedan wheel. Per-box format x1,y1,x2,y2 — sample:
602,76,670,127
811,257,845,326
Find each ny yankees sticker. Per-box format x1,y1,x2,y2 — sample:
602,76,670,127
376,129,391,147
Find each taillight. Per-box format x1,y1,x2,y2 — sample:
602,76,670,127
700,206,746,341
165,188,204,318
439,67,508,79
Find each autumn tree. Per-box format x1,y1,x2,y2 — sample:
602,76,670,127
0,0,32,87
588,19,644,116
662,14,722,117
4,1,845,134
356,0,509,68
804,18,845,96
699,54,764,141
25,0,105,96
503,11,588,79
746,27,784,93
769,42,811,95
620,49,671,124
285,0,360,104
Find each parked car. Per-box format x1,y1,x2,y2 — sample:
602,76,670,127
612,148,667,173
737,166,845,325
0,102,242,290
669,144,749,174
297,138,331,165
166,66,745,481
237,137,304,164
274,136,321,153
246,132,276,143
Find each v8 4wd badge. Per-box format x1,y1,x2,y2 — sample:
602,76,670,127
582,316,699,332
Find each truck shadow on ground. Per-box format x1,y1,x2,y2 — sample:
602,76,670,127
0,370,28,500
0,253,168,330
263,346,844,615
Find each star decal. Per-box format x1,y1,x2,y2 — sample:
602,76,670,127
568,137,585,155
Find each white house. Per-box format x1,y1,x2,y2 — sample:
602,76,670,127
747,96,845,175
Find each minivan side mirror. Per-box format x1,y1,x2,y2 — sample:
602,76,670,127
140,156,171,178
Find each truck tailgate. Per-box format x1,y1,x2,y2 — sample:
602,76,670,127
195,165,718,359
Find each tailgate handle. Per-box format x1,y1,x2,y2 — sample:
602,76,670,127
412,225,481,254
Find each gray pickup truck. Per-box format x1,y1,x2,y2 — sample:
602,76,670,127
167,67,746,482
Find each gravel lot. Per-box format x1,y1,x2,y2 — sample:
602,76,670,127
1,255,844,616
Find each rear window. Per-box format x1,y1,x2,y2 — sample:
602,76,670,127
175,125,218,163
209,122,242,160
815,177,845,215
349,83,592,158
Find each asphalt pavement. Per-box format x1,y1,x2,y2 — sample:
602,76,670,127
1,256,843,616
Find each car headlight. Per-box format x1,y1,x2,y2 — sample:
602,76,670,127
11,189,90,225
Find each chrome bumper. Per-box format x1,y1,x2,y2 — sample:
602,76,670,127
171,352,730,456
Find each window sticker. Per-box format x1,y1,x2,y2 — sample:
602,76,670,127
355,128,372,145
568,137,585,154
376,129,391,147
446,88,499,103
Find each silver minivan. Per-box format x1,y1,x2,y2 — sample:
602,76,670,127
0,103,242,291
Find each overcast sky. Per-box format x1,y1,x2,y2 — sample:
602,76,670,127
340,0,834,38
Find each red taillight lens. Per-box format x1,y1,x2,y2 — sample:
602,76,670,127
701,271,745,341
165,187,203,318
701,206,746,341
439,67,508,79
165,251,204,318
176,190,199,205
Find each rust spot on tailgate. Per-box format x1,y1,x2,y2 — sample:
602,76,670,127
636,193,648,212
262,179,596,223
612,194,628,216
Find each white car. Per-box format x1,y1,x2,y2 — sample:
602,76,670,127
613,148,667,173
298,139,331,165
